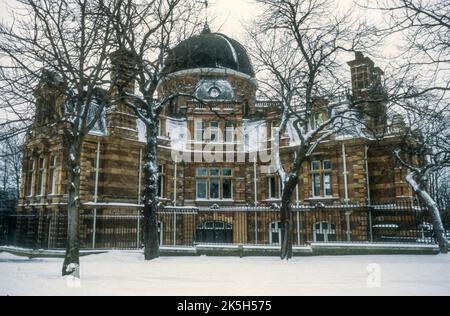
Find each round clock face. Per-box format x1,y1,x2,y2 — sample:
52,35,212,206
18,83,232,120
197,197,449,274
209,87,221,99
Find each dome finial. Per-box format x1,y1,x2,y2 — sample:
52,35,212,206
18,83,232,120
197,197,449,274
201,0,210,34
202,22,211,34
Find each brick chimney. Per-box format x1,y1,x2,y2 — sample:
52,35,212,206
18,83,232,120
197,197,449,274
348,52,387,130
108,50,138,140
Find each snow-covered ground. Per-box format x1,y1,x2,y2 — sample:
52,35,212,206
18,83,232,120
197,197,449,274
0,251,449,296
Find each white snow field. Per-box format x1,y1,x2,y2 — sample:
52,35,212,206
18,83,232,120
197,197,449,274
0,251,449,296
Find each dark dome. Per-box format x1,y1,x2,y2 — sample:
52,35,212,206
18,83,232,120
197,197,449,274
163,26,255,77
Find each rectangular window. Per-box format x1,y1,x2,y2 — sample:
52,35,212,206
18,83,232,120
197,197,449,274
196,168,208,177
50,156,58,195
224,122,234,143
311,160,333,198
27,160,36,197
324,173,332,197
196,167,234,200
196,180,208,199
196,167,208,200
312,161,321,171
268,176,279,199
195,120,205,141
157,165,165,198
210,121,220,143
313,113,324,130
222,168,233,200
223,179,232,199
209,178,220,199
209,168,220,199
37,158,46,196
222,168,232,177
210,168,220,177
313,174,321,197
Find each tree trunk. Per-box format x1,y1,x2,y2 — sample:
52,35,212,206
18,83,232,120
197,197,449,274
62,139,82,277
280,176,298,260
143,123,160,260
406,173,449,254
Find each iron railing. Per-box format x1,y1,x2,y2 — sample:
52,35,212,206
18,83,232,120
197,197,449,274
1,202,449,250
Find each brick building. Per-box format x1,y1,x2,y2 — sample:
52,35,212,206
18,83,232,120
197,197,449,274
15,26,416,248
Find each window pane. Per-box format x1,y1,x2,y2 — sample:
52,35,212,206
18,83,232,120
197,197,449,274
314,113,324,128
222,168,232,177
51,156,57,167
210,168,220,177
210,121,219,142
197,180,207,199
196,121,204,141
223,179,232,199
210,179,220,199
272,232,279,244
313,174,321,197
196,168,208,177
312,161,320,171
269,177,278,199
323,160,331,170
51,169,57,195
225,122,234,143
324,173,332,196
158,175,164,197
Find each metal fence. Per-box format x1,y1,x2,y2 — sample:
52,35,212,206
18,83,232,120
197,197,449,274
1,202,449,250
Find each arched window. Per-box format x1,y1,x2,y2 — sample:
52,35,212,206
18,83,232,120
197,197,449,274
269,221,282,245
196,221,233,244
313,221,336,243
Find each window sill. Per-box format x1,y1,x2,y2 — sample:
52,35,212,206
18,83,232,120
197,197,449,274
263,198,282,202
195,199,235,207
196,199,235,202
306,197,339,201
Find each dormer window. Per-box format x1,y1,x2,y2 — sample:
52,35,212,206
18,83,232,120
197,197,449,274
312,113,324,130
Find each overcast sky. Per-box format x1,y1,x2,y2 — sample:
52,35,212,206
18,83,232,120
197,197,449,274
0,0,356,42
0,0,392,122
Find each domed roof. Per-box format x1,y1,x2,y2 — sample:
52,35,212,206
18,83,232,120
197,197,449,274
163,25,255,77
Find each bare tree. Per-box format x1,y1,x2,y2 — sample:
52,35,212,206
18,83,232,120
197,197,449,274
363,0,450,252
393,104,450,253
433,169,450,211
109,0,202,260
0,134,23,197
248,0,378,259
0,0,121,277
